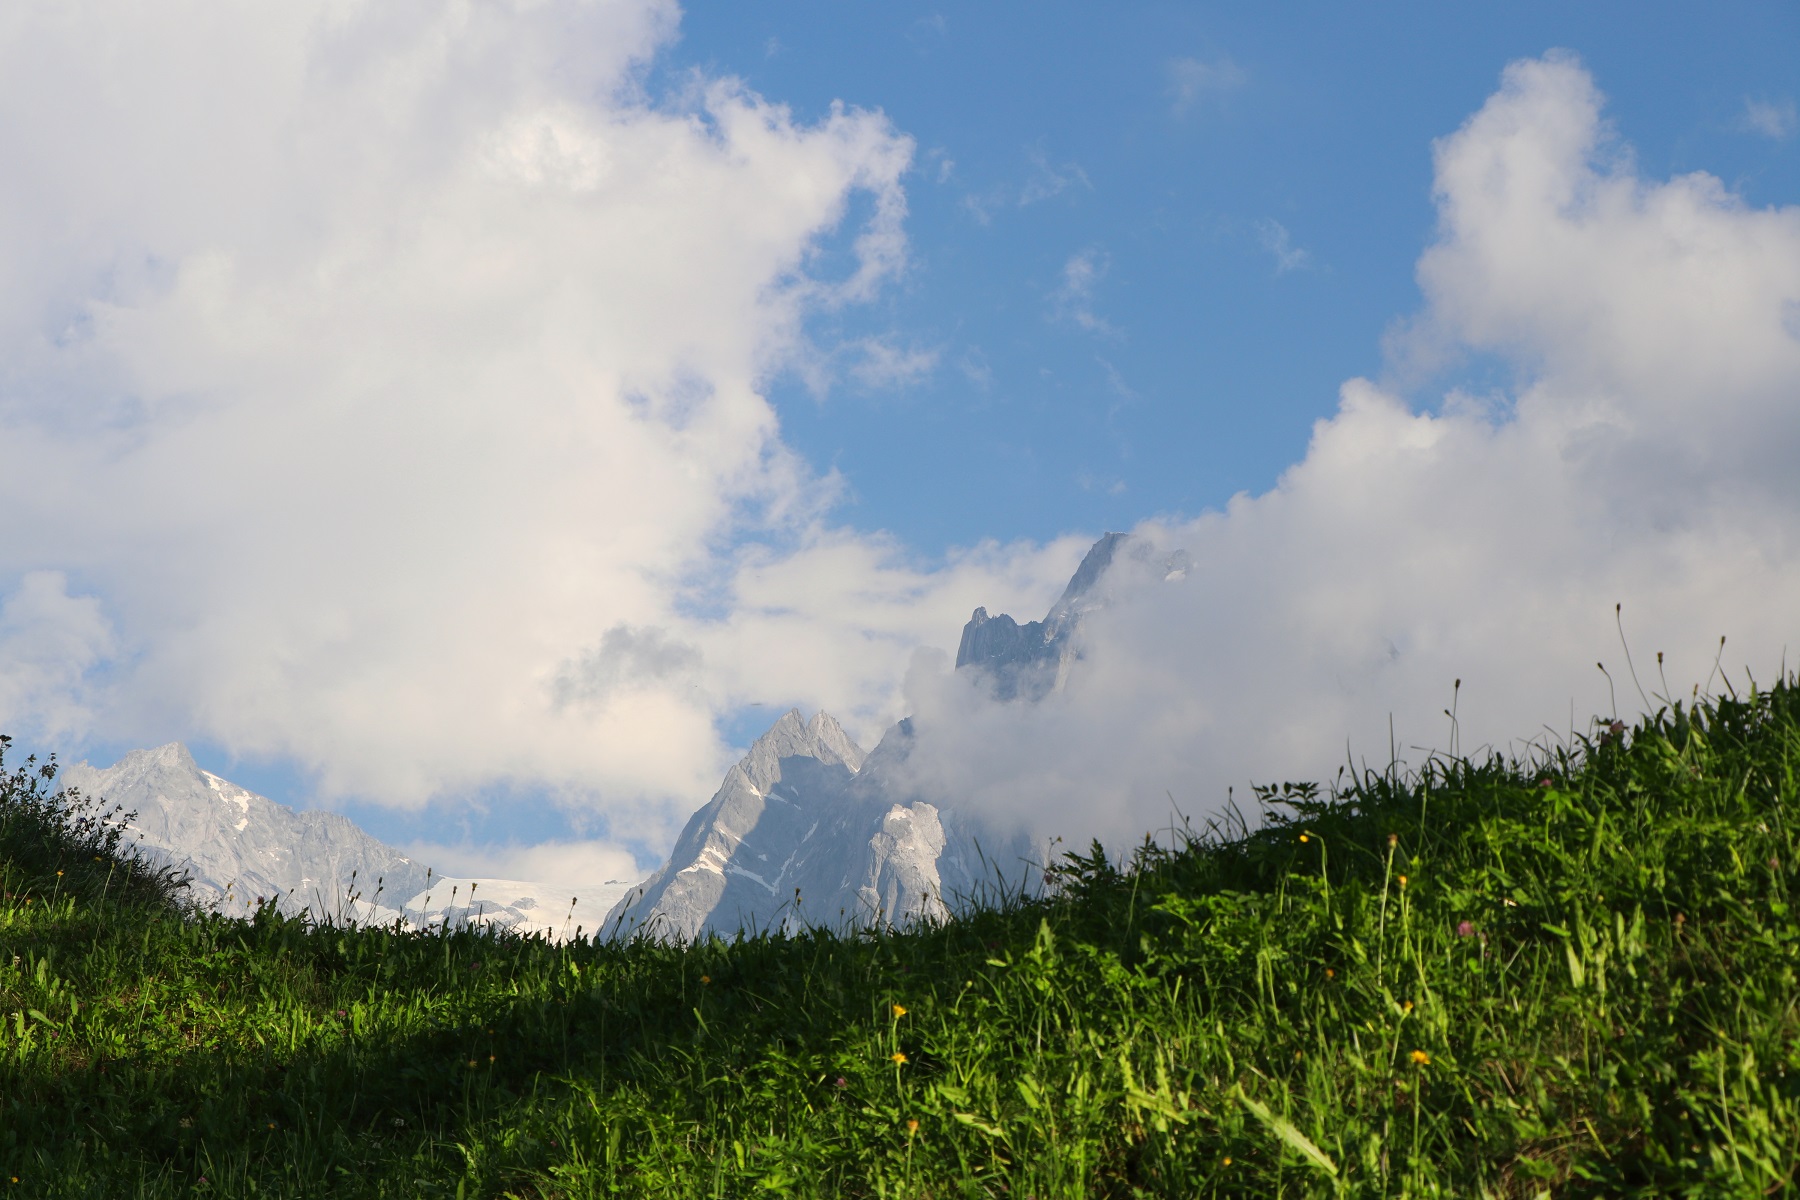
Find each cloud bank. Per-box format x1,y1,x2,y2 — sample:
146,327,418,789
0,0,1082,847
4,32,1794,870
901,53,1800,849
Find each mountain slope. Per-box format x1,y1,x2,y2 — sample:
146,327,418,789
58,744,631,937
59,744,433,919
603,710,869,940
954,530,1128,700
606,535,1133,941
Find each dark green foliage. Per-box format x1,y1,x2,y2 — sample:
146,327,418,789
3,681,1799,1197
0,737,187,914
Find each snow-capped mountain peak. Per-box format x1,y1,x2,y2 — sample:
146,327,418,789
58,746,632,940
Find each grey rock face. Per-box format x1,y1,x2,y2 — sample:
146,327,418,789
954,608,1058,701
59,743,433,919
605,712,1043,943
954,531,1129,700
604,710,869,940
58,744,633,938
609,534,1132,943
822,719,1042,925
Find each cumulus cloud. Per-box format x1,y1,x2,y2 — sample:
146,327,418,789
408,838,642,893
0,0,1080,853
899,53,1800,851
550,625,703,709
0,572,114,743
11,26,1794,886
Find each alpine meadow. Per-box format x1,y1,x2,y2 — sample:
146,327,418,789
3,4,1800,1198
5,673,1800,1195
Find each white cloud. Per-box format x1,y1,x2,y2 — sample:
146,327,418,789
1168,56,1247,116
0,572,114,743
957,143,1089,224
11,25,1795,890
1019,143,1092,206
845,336,940,390
0,0,1076,853
408,838,642,894
785,333,939,397
898,53,1800,852
1255,217,1311,273
958,346,994,390
1074,470,1126,496
1742,96,1797,140
960,187,1007,225
1051,248,1119,336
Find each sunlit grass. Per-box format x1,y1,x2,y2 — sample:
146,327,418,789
3,676,1799,1197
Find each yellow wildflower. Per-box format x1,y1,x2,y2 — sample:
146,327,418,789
892,1004,907,1017
1410,1049,1430,1065
891,1052,908,1065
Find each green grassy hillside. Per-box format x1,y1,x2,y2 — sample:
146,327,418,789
3,679,1799,1198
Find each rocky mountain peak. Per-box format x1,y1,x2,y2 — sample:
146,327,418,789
736,707,864,795
57,744,629,939
607,539,1132,942
1044,531,1130,634
805,710,866,772
97,741,202,782
953,532,1132,702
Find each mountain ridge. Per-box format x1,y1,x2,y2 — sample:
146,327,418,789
605,533,1132,942
59,745,630,939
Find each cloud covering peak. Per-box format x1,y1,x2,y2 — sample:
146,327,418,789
0,0,1082,845
1,35,1794,863
897,53,1800,848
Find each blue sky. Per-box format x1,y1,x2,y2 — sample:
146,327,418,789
1,1,1798,884
669,2,1800,552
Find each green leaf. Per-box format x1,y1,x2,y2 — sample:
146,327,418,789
951,1112,1005,1138
1017,1076,1043,1111
1234,1085,1338,1179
